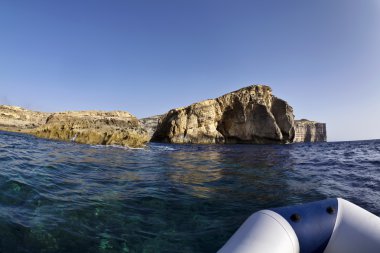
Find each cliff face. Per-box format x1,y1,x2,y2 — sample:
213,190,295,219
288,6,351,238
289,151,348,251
0,106,149,148
294,119,327,142
1,87,327,146
29,111,149,148
0,105,49,130
151,85,295,144
139,115,164,139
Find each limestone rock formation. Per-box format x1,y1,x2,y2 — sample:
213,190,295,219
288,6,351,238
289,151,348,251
0,105,49,131
139,115,164,139
151,85,295,144
0,106,149,148
29,111,149,148
294,119,327,142
1,87,326,146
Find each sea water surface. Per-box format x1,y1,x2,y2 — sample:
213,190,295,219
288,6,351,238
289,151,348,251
0,130,379,252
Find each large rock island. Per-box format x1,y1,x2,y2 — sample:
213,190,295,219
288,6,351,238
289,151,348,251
0,106,149,148
151,85,296,144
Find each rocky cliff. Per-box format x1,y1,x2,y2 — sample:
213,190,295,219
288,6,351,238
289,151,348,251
1,86,327,146
0,106,149,148
294,119,327,142
0,105,49,131
151,85,295,144
29,111,149,147
139,115,164,139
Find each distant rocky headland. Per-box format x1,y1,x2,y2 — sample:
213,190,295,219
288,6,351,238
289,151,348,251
0,85,326,147
0,105,148,148
294,119,327,142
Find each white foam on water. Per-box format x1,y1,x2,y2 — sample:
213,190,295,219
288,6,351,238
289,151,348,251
90,144,146,150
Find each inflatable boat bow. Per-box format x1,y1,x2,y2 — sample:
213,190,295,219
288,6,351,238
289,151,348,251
218,198,380,253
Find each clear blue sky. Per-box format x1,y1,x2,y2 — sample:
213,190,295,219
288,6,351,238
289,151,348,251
1,0,379,141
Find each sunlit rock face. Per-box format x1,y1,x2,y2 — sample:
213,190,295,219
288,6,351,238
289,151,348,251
0,106,149,148
151,85,295,144
0,105,49,130
294,119,327,142
30,111,149,148
139,115,164,140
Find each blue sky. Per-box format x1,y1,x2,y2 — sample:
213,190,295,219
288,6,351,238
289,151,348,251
1,0,379,141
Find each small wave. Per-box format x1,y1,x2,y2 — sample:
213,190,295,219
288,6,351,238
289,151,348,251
368,160,380,166
149,145,176,151
90,144,145,150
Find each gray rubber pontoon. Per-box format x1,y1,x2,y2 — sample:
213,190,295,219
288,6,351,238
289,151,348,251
218,198,380,253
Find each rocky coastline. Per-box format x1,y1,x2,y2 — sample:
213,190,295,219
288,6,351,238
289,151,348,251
0,105,49,131
0,85,326,147
0,106,149,148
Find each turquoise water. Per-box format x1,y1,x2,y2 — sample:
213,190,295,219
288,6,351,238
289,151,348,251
0,130,379,252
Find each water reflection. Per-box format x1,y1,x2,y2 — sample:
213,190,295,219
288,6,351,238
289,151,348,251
168,150,223,198
163,144,326,209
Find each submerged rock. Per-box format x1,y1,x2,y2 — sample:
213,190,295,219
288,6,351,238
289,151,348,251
151,85,295,144
29,111,149,148
294,119,327,142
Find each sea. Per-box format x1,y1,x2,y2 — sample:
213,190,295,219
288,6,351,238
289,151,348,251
0,130,379,253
